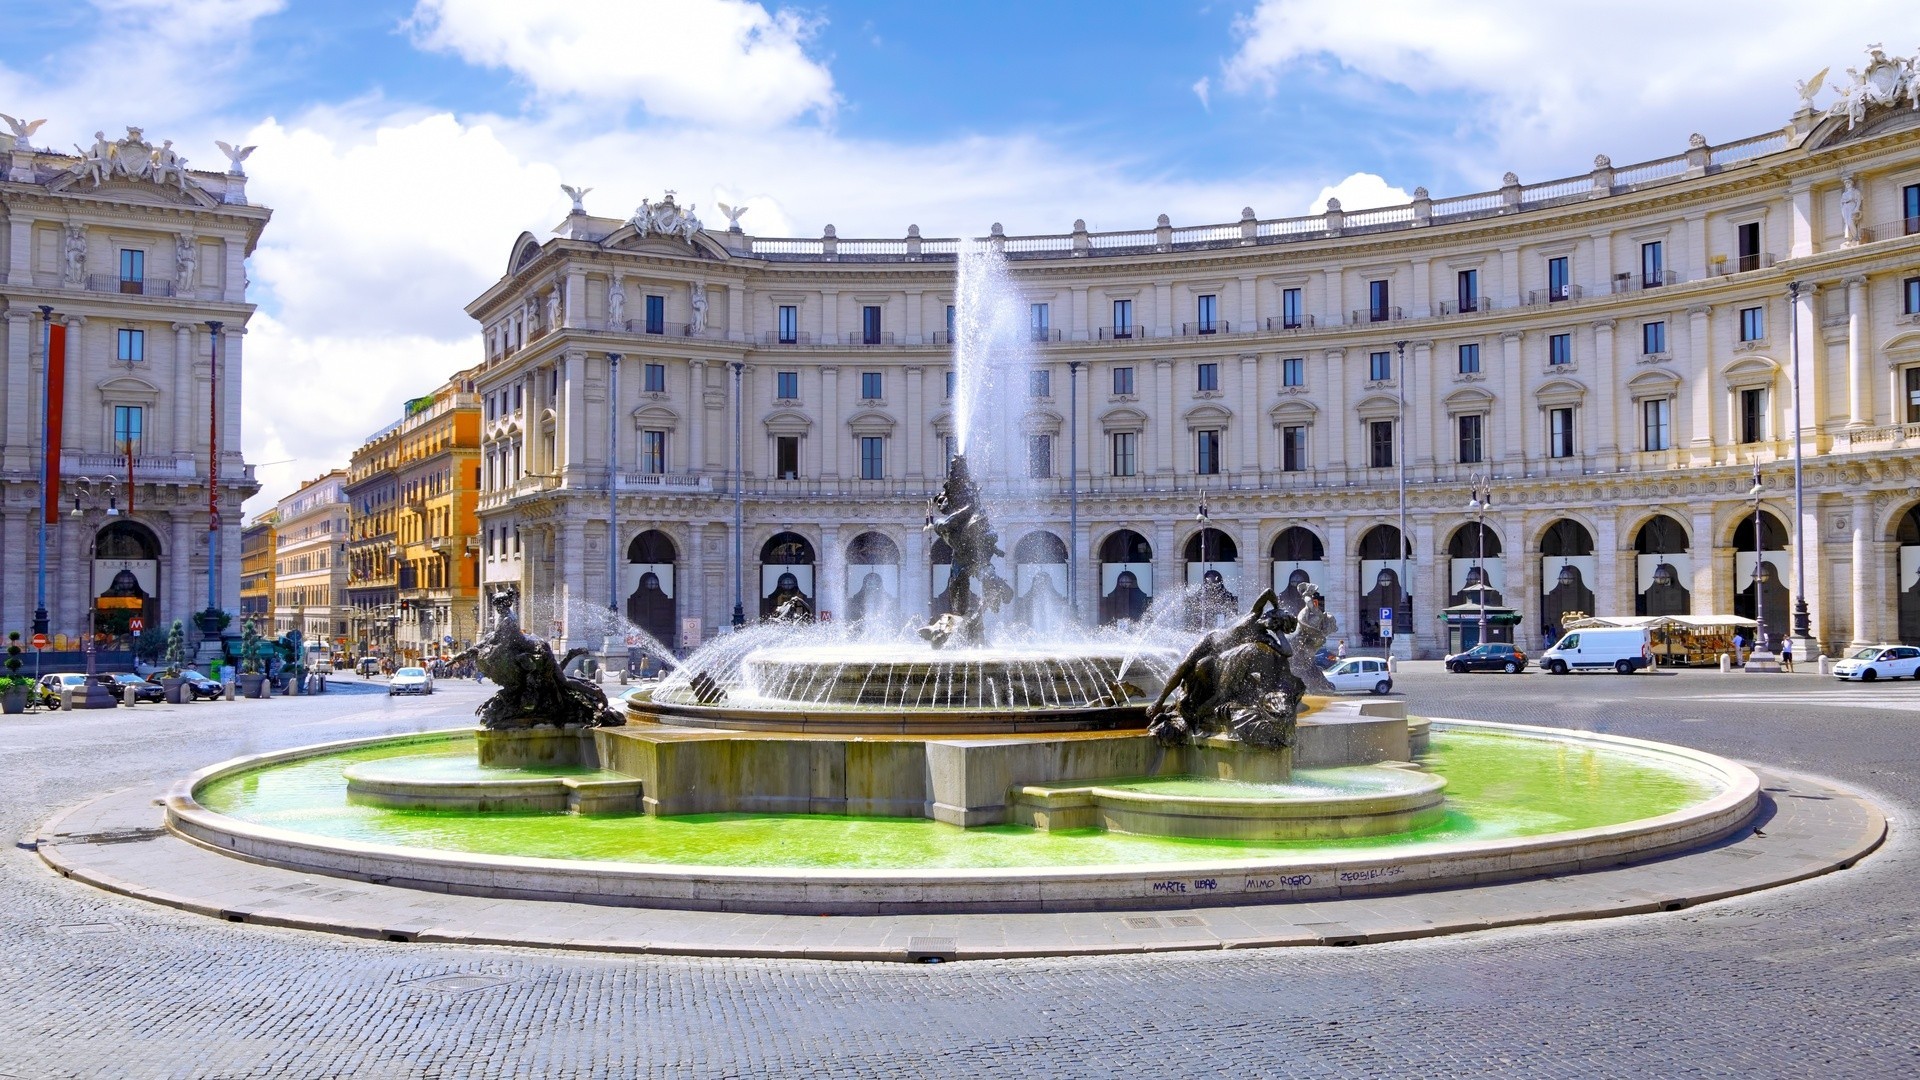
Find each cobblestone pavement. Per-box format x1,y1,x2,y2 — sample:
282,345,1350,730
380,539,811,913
2,667,1916,1078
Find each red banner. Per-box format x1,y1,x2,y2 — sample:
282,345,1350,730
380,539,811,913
44,323,66,525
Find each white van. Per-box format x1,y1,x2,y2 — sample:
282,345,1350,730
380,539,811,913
1540,627,1653,674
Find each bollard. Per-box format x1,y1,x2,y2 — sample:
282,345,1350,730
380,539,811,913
60,688,73,711
1818,654,1831,676
1385,655,1397,674
1719,653,1731,673
224,680,235,701
124,688,135,709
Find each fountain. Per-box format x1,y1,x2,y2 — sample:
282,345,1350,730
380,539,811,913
155,241,1765,917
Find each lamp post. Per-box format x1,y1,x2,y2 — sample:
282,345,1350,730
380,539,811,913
1068,359,1081,623
205,320,222,622
34,304,56,638
1787,280,1813,655
1195,494,1212,623
731,360,745,628
1467,475,1492,648
1748,463,1770,666
70,476,120,707
1394,338,1411,657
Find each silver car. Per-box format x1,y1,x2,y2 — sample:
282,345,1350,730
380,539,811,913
388,666,434,696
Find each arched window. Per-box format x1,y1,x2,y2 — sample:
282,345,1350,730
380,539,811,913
1446,523,1504,607
1098,530,1153,625
1634,516,1691,617
1732,510,1790,633
1357,525,1410,642
1540,519,1596,639
759,531,815,621
1013,531,1069,630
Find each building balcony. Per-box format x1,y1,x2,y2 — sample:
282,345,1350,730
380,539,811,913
1265,315,1316,331
1351,307,1404,324
1179,321,1231,336
617,472,714,493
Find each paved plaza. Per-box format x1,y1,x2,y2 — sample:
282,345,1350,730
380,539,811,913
3,668,1916,1077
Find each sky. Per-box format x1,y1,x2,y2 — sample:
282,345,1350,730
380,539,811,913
0,0,1908,513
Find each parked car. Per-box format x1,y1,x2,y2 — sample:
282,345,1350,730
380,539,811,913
98,672,165,703
1831,645,1920,681
37,672,91,705
148,669,222,700
1540,627,1654,675
1445,643,1529,674
357,657,380,678
1323,656,1393,694
389,666,434,696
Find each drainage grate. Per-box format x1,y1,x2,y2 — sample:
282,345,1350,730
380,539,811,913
415,974,512,994
54,923,122,936
1122,917,1163,930
905,936,956,963
1166,915,1207,928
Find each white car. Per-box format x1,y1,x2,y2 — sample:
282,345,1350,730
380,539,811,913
1831,645,1920,682
1323,657,1394,695
388,667,434,696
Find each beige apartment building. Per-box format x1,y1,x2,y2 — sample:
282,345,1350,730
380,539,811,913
465,53,1920,659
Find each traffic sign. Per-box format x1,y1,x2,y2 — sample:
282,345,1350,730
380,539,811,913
30,633,47,650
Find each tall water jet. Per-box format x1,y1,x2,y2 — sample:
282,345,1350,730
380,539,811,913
950,239,1032,474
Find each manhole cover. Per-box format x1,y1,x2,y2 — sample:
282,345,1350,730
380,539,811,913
1123,917,1163,930
415,974,512,994
1167,915,1207,928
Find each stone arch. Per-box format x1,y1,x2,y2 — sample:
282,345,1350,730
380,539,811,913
1268,525,1326,604
92,519,163,639
624,529,678,656
1012,530,1069,630
1539,518,1597,639
507,231,542,274
759,530,815,621
1633,514,1692,617
845,530,900,628
1356,524,1410,645
1446,521,1505,608
1097,528,1153,626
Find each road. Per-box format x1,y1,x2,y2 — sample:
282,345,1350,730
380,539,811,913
1,665,1914,1078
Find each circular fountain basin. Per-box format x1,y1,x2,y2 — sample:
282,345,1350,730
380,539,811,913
167,720,1760,915
1010,767,1448,841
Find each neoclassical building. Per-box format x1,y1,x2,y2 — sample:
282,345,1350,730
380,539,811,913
273,471,347,646
467,53,1920,659
1,122,266,648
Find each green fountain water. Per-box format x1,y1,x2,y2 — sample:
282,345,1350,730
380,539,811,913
196,727,1716,872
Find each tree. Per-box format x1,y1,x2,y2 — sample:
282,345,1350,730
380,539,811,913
164,620,187,674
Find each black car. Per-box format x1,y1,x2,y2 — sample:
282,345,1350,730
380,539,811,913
147,669,223,700
1445,643,1529,673
97,672,165,703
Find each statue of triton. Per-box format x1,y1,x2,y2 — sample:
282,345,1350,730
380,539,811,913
919,453,1013,649
452,592,621,729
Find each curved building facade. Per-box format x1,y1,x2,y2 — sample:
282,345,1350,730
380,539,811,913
467,80,1920,659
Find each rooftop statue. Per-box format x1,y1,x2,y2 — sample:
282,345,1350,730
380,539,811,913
920,453,1013,649
1147,587,1304,750
452,592,620,729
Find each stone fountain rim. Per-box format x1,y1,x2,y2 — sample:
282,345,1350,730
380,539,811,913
159,720,1762,914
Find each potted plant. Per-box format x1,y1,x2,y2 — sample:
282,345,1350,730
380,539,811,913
237,620,267,698
162,620,189,704
195,607,230,636
1,632,30,715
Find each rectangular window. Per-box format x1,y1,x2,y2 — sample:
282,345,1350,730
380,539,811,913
1029,370,1051,398
1548,333,1572,366
112,405,143,455
1368,279,1391,322
1196,294,1218,333
1907,368,1920,425
859,436,885,480
861,371,883,400
1281,287,1303,329
1457,269,1479,313
116,328,144,362
1196,362,1219,392
1111,432,1137,476
945,370,955,399
1027,434,1052,478
645,295,665,335
1369,421,1395,468
118,249,143,292
1549,407,1575,458
1906,276,1920,316
945,305,956,341
1457,414,1484,464
486,395,496,422
644,363,666,393
1740,305,1765,342
1740,388,1767,444
1905,183,1920,236
1369,350,1392,381
1029,302,1050,341
1644,398,1671,451
641,430,667,474
777,305,798,344
862,305,882,345
1113,299,1134,338
1281,425,1307,472
513,384,522,411
776,435,800,479
944,436,958,469
1282,356,1304,387
1547,256,1570,301
1113,366,1135,396
1738,222,1762,272
1458,342,1481,374
1640,241,1664,288
1195,429,1221,475
776,371,800,400
1643,321,1667,355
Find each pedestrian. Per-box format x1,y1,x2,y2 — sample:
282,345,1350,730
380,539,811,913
1780,638,1793,672
1335,639,1348,660
1544,626,1558,650
1732,632,1746,665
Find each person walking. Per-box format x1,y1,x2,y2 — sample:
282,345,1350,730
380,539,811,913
1335,639,1348,661
1780,638,1793,672
1732,632,1746,666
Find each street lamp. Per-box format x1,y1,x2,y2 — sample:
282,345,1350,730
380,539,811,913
1394,338,1412,656
731,360,745,628
1195,494,1213,623
34,305,58,638
1067,359,1082,623
70,476,120,707
1467,475,1492,648
1748,463,1769,663
1787,280,1813,653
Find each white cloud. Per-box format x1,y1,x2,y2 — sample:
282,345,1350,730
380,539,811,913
1216,0,1911,183
1309,172,1412,213
407,0,837,127
1192,76,1212,111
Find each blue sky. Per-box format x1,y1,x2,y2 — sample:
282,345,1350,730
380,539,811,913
0,0,1907,509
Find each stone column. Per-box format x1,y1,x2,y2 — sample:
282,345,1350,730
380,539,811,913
171,323,195,457
1323,349,1346,471
1851,494,1874,646
1846,275,1869,427
1499,332,1525,467
1690,507,1717,619
3,310,30,474
819,523,843,620
170,515,195,637
903,524,929,621
1153,282,1173,338
1788,183,1814,258
1591,319,1619,466
1595,513,1624,619
687,359,706,473
1237,354,1259,476
564,269,585,327
560,350,586,484
1153,517,1176,609
684,522,705,647
904,289,923,345
820,366,840,478
1793,283,1822,450
1324,516,1351,642
1410,341,1434,469
1153,360,1174,475
904,365,924,480
1412,514,1437,659
1070,286,1089,342
727,282,745,343
819,290,839,343
560,519,587,650
1683,212,1708,284
1686,306,1714,463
